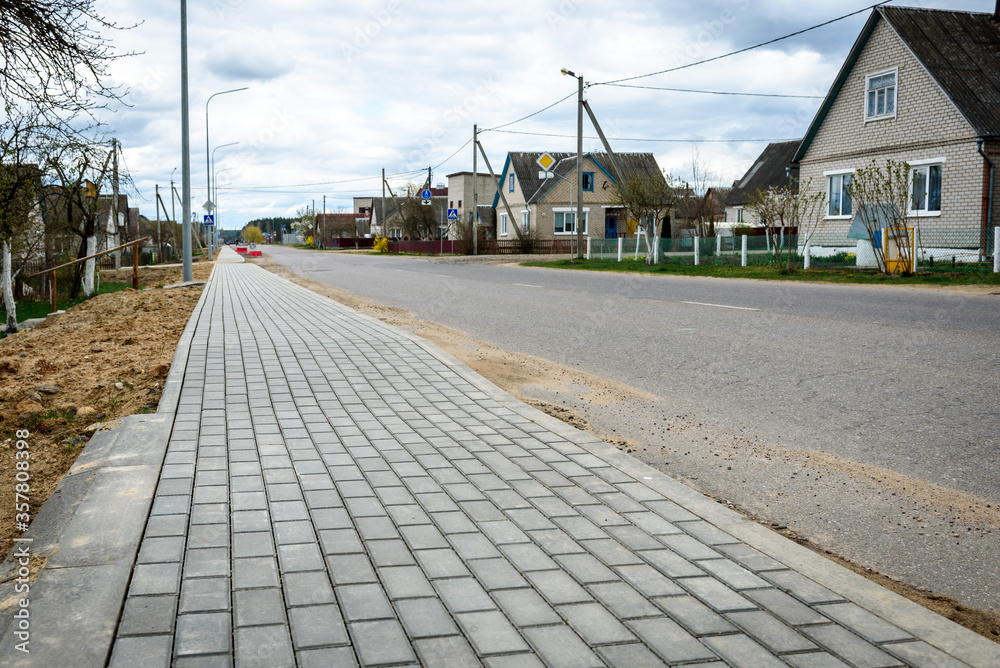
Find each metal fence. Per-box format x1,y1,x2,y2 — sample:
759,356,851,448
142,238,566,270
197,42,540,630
586,228,999,273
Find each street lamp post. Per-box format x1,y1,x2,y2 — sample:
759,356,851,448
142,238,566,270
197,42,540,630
205,87,248,260
211,142,238,258
215,166,235,248
544,159,577,257
562,68,585,259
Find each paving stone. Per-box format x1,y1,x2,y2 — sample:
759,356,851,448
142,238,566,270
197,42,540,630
394,597,460,638
327,554,379,585
497,542,557,571
232,556,280,590
284,570,336,607
656,594,736,635
118,594,177,636
596,642,672,668
449,533,503,560
131,562,182,596
174,611,231,656
525,569,593,605
234,625,295,668
367,539,418,567
558,602,636,645
188,523,230,549
492,587,562,627
744,588,829,626
179,577,231,613
783,653,853,668
882,641,970,668
801,624,904,668
277,542,325,573
520,625,604,668
434,577,496,613
727,610,818,653
288,604,349,648
455,610,531,655
273,520,317,545
413,636,481,668
698,558,771,590
232,531,275,558
467,557,528,590
679,576,757,613
717,543,787,572
234,588,286,627
626,616,719,664
614,563,685,597
587,581,661,618
349,619,417,666
379,565,436,599
815,603,914,643
108,635,172,668
337,583,395,622
763,571,847,606
702,634,788,668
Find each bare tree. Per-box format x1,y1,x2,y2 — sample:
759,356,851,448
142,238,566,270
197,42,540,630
612,170,681,265
0,0,132,126
846,159,914,275
688,149,723,238
745,183,824,272
0,107,51,332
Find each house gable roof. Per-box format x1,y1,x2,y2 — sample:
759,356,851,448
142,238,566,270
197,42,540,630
494,151,663,207
727,141,800,207
795,6,1000,162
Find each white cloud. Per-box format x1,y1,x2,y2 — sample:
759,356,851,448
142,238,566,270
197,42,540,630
88,0,991,228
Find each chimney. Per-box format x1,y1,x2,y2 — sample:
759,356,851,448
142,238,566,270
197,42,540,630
995,0,1000,22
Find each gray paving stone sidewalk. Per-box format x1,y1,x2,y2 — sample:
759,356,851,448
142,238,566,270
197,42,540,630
96,258,1000,666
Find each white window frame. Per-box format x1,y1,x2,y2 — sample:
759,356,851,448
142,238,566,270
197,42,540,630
553,207,589,235
824,169,854,219
521,210,530,234
908,157,944,217
864,68,897,123
499,212,508,236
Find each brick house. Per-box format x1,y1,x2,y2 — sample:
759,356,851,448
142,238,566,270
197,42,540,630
794,5,1000,258
725,141,799,227
492,152,664,241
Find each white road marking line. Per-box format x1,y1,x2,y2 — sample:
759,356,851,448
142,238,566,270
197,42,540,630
681,301,760,311
514,283,544,288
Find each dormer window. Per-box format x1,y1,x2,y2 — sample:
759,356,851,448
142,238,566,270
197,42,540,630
865,69,897,121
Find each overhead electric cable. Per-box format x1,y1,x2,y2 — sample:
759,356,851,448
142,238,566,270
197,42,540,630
594,1,891,86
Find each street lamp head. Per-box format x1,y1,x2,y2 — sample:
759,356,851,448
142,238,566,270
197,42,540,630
561,68,575,77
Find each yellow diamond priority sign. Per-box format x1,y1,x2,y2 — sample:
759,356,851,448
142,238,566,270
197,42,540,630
536,153,556,171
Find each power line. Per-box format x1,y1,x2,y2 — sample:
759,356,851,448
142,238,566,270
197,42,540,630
481,92,576,132
488,129,798,143
594,1,890,86
599,83,823,99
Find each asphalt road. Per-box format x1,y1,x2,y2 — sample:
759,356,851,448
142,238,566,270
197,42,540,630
262,245,1000,610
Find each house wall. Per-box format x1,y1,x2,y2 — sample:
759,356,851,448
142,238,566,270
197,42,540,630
799,18,992,249
498,156,619,240
446,173,496,236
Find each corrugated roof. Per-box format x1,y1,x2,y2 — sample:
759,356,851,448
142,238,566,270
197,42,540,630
505,152,664,204
881,6,1000,137
726,141,800,206
795,6,1000,161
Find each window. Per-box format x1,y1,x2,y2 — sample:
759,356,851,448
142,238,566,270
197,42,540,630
865,69,896,121
554,209,588,234
735,207,743,223
521,210,530,234
582,172,594,191
457,199,461,209
509,174,515,193
910,163,942,214
827,172,853,217
499,212,508,236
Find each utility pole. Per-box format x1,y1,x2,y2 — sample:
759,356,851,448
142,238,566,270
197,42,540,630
180,0,193,282
112,138,120,269
381,169,386,238
322,195,326,248
155,184,162,262
575,74,584,260
472,125,478,256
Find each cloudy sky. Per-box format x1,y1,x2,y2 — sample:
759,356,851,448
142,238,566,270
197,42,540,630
94,0,989,229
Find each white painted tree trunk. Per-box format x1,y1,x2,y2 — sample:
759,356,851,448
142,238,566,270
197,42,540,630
3,242,17,334
83,235,97,297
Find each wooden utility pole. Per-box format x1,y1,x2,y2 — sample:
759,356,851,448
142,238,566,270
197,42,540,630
112,138,120,269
